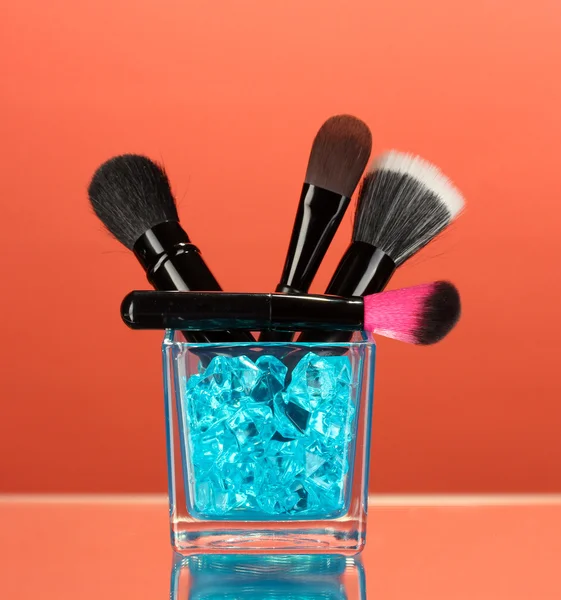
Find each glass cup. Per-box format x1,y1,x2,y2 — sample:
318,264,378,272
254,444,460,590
163,331,375,554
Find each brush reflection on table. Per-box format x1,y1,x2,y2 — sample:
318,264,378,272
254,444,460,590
171,554,365,600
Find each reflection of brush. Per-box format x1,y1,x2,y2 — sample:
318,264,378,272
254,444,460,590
260,115,372,342
88,154,253,344
298,151,465,345
121,282,461,346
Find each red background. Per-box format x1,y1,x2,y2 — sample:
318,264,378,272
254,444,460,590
0,0,560,492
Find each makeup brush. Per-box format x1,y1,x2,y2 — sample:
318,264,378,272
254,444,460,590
120,281,461,346
297,151,465,345
88,154,254,344
259,115,372,342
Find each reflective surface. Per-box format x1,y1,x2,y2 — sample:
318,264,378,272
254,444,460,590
172,554,365,599
1,497,560,599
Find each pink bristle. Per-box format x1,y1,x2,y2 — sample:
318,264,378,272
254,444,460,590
363,281,459,344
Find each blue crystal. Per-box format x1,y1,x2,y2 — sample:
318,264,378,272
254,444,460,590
284,401,310,433
285,353,352,412
190,421,238,471
213,490,247,515
256,486,287,515
288,481,320,514
183,351,356,519
230,356,261,401
251,355,287,403
201,355,233,396
304,441,327,477
267,435,300,457
265,454,304,485
227,404,275,454
309,410,343,442
272,394,305,439
195,480,212,510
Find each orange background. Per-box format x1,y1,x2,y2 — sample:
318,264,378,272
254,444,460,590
0,0,560,493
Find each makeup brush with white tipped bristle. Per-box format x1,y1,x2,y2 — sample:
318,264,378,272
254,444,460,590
353,151,464,265
298,150,465,344
260,114,372,342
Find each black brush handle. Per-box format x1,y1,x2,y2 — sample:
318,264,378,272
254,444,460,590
258,283,304,343
297,241,396,344
133,221,254,344
121,291,364,331
259,183,350,343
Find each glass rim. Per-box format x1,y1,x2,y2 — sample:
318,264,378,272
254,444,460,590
162,329,375,347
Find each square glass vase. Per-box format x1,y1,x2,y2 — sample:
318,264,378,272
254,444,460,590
163,330,376,555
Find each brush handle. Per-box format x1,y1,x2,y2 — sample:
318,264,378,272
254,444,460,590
133,221,254,344
259,184,350,343
297,242,395,344
278,184,351,291
121,291,364,331
258,284,304,342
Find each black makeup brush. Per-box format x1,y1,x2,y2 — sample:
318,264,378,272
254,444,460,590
298,151,465,345
120,282,461,346
88,154,253,344
259,115,372,342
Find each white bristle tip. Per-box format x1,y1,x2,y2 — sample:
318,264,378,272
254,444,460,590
370,151,465,218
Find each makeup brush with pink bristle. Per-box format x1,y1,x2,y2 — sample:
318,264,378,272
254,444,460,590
120,281,461,346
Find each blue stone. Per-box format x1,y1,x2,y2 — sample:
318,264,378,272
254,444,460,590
288,481,320,514
304,441,327,477
284,401,310,433
284,354,353,423
194,480,212,510
227,403,275,455
271,431,296,442
237,459,259,487
256,487,287,515
265,454,304,486
191,422,238,470
230,355,261,402
184,351,356,519
213,490,247,515
272,394,305,439
309,410,343,442
251,355,287,403
267,436,300,457
201,355,233,392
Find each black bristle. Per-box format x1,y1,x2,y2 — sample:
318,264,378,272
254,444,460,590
416,281,461,345
305,115,372,198
88,154,179,249
353,169,452,265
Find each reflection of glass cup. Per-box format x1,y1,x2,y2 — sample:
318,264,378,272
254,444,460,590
170,554,366,600
164,331,375,554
